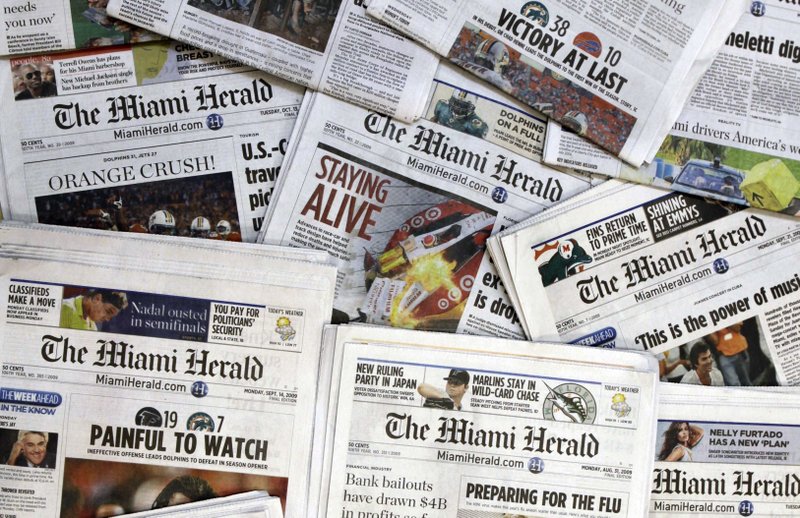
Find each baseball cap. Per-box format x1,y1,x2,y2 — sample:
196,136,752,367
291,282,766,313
443,369,469,385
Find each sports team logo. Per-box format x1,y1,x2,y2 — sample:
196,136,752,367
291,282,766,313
135,407,163,427
610,393,631,418
521,1,549,26
573,32,602,58
542,382,597,424
187,412,215,432
275,316,296,341
534,238,593,287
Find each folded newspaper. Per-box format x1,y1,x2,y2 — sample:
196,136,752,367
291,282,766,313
543,0,800,217
259,78,598,337
0,0,161,55
124,491,283,517
489,179,800,387
315,325,659,518
367,0,748,166
105,0,439,121
651,383,800,516
0,223,335,518
0,40,303,242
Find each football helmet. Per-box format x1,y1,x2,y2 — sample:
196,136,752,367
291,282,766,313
148,209,176,235
474,39,510,75
448,90,477,120
190,216,211,238
216,219,232,237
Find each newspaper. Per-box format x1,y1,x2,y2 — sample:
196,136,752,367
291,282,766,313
543,0,800,217
105,0,439,122
0,220,335,271
0,223,335,518
316,325,659,518
0,0,162,56
488,179,800,388
258,79,598,337
125,491,283,517
0,40,304,242
651,383,800,516
366,0,748,166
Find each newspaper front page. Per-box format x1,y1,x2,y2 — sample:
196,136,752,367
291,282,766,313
0,40,303,242
367,0,747,166
318,325,659,518
651,383,800,517
0,0,161,56
543,0,800,217
105,0,439,122
490,180,800,388
0,224,335,518
259,84,597,337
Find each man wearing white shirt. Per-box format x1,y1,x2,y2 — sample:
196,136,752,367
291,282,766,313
681,341,724,386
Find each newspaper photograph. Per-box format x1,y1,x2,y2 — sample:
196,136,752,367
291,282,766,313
490,180,800,386
543,0,800,217
259,83,597,337
0,40,304,242
429,62,550,164
0,0,161,56
318,325,659,518
105,0,440,121
0,224,335,518
367,0,747,166
650,383,800,516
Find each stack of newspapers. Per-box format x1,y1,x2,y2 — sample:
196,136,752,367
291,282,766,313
0,0,799,517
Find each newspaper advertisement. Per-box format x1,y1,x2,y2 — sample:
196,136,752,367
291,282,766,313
0,225,335,518
490,179,800,387
105,0,439,122
0,40,304,242
0,0,161,56
367,0,748,166
543,0,800,217
651,383,800,516
259,83,597,338
319,325,659,518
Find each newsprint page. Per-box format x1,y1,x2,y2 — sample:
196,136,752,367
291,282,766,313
366,0,747,165
651,383,800,517
490,180,800,387
0,224,335,518
0,0,161,55
124,491,283,517
1,40,303,242
543,0,800,217
260,85,596,337
318,325,659,518
106,0,439,121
